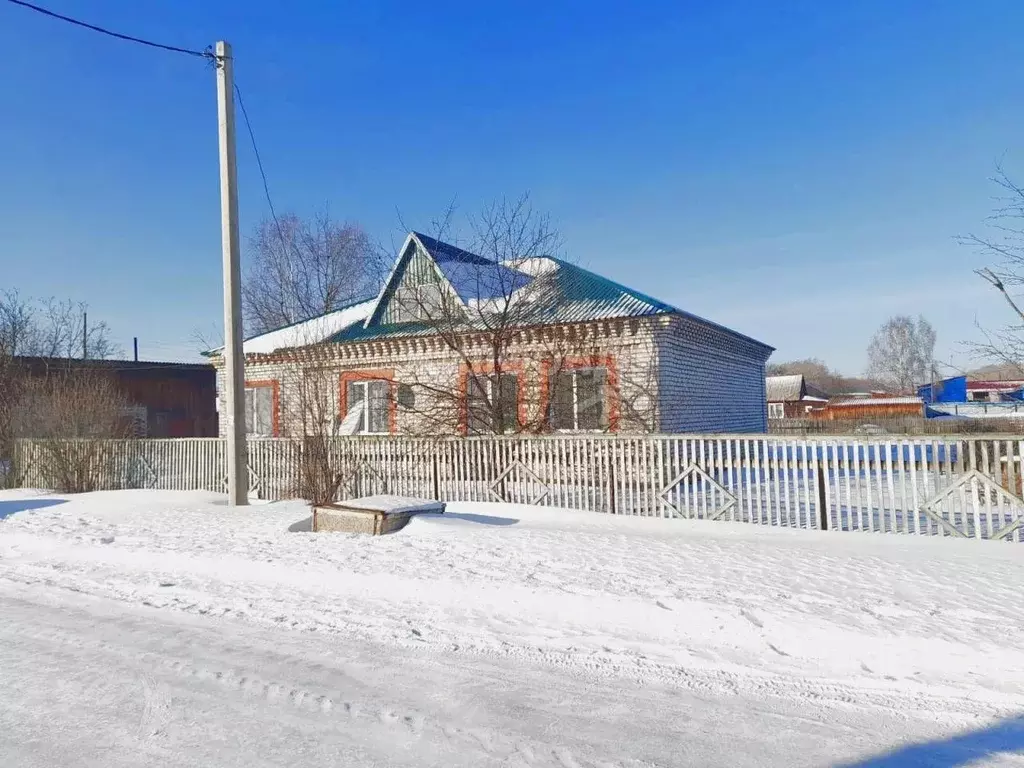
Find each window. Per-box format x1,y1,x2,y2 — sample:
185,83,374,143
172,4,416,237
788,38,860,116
245,385,276,436
342,380,391,434
467,373,519,434
550,367,607,431
768,402,785,420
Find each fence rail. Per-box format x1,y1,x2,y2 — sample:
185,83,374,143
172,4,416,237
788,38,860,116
12,435,1024,542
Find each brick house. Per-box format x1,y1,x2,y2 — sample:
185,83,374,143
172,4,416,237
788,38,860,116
209,232,773,437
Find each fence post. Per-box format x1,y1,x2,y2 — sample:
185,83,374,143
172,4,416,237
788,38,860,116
817,463,828,531
432,449,440,500
608,444,618,514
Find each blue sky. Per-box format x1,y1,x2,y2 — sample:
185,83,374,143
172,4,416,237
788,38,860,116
1,1,1022,373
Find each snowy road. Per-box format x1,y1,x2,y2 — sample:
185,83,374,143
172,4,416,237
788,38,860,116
3,582,1018,768
3,490,1024,765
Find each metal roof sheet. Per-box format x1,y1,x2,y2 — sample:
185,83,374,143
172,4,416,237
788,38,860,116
829,396,923,407
234,233,773,355
766,375,804,402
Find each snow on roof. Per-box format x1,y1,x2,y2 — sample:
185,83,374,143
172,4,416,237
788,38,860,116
233,233,774,356
829,396,922,407
503,256,560,276
766,375,804,402
928,402,1024,418
238,298,376,355
966,380,1024,391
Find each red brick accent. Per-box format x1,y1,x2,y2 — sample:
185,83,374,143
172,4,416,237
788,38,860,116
458,360,528,435
244,379,280,437
338,369,397,433
538,355,620,432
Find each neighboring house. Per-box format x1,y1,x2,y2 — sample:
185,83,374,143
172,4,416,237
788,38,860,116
11,356,217,437
919,375,1024,404
209,232,774,437
765,374,829,419
967,380,1024,402
918,375,1024,419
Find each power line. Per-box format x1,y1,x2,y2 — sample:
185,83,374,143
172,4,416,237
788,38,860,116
8,1,298,306
233,83,288,245
5,0,217,60
7,0,289,251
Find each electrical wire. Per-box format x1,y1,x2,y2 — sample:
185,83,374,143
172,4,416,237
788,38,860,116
233,83,288,245
6,0,291,244
7,0,297,297
5,0,216,60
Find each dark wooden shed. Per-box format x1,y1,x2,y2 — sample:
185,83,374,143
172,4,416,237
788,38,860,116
11,357,217,437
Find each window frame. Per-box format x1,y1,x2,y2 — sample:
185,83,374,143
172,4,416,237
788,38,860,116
549,366,610,433
768,402,786,420
466,371,520,435
459,362,526,435
338,370,396,435
345,379,391,435
243,380,279,437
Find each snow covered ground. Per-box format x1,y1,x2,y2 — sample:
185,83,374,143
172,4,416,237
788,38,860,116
2,489,1024,766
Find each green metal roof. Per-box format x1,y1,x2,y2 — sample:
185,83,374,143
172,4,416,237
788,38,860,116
233,233,772,355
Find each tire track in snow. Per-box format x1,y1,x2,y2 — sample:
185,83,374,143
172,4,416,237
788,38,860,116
0,590,647,768
3,580,1020,732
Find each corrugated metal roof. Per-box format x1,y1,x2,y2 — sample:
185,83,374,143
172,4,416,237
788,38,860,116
339,234,771,352
331,255,680,343
234,233,773,355
766,375,803,402
829,396,923,407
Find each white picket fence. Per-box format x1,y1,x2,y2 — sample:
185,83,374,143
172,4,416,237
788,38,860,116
12,435,1024,542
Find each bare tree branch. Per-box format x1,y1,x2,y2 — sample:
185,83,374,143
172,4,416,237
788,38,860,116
242,211,384,336
865,315,936,393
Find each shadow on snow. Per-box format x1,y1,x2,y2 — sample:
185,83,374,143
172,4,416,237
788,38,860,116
837,715,1024,767
431,512,519,526
0,498,66,521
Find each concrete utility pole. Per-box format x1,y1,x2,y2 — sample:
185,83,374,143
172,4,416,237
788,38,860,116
216,40,248,507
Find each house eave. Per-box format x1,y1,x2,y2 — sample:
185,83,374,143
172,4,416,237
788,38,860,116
211,315,658,368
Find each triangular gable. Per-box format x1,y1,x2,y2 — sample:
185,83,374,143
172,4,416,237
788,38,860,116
363,232,464,328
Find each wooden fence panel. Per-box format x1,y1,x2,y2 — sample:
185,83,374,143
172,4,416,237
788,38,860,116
10,434,1024,541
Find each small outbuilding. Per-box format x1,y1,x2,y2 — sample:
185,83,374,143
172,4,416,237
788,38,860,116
766,374,829,420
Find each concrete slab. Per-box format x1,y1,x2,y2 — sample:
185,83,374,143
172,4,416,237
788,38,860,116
312,495,445,535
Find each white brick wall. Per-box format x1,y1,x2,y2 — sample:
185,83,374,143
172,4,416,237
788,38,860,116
654,316,771,433
215,315,770,436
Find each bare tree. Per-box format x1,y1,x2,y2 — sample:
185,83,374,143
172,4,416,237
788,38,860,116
866,315,936,393
0,292,120,486
243,211,382,336
384,194,658,435
294,366,344,504
8,370,132,492
766,358,882,395
958,166,1024,373
766,358,843,393
0,291,118,360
